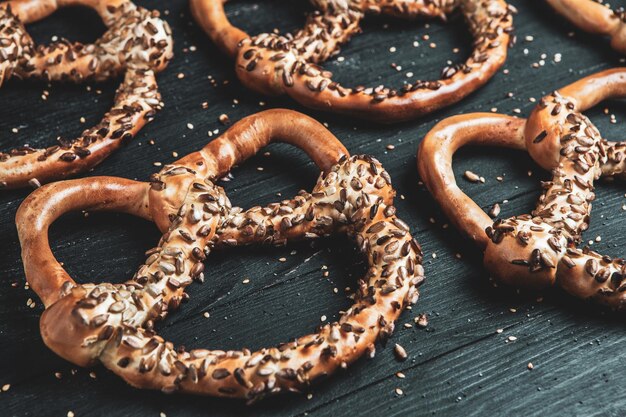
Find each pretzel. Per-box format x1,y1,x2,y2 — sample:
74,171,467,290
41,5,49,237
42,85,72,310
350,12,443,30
546,0,626,53
190,0,515,123
418,68,626,310
0,0,173,190
16,109,424,402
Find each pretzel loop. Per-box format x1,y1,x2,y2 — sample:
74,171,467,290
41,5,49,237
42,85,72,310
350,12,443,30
418,68,626,310
16,177,151,308
546,0,626,54
17,109,424,401
0,0,173,189
418,113,526,249
192,0,515,123
147,109,349,232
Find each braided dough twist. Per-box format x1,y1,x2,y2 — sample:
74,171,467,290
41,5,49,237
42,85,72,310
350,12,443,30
546,0,626,53
418,68,626,310
191,0,515,123
17,109,424,402
0,0,173,190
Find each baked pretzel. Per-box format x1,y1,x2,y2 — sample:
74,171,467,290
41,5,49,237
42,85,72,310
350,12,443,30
0,0,173,190
546,0,626,53
16,109,424,402
418,68,626,310
190,0,515,123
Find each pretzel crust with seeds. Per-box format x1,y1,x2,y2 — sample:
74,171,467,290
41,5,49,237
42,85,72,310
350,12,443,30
0,0,173,190
546,0,626,54
190,0,515,123
16,109,424,402
418,68,626,310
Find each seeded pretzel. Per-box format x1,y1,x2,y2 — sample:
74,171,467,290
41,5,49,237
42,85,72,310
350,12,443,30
0,0,173,190
17,109,424,401
546,0,626,53
190,0,515,123
418,68,626,310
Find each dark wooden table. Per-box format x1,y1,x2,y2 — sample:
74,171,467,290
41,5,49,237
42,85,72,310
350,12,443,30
1,1,625,416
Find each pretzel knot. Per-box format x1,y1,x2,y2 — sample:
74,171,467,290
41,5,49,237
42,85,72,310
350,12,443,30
0,0,173,190
418,68,626,311
546,0,626,54
16,109,424,401
190,0,515,123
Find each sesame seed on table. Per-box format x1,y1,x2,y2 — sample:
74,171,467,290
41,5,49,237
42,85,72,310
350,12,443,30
0,0,625,416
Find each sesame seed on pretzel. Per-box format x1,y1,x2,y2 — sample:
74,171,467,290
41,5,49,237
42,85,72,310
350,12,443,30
16,109,424,402
191,0,515,123
0,0,173,190
546,0,626,54
418,68,626,310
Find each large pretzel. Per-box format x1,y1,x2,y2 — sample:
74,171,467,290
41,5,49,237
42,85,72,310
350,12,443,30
418,68,626,310
546,0,626,53
190,0,515,123
17,109,424,402
0,0,173,190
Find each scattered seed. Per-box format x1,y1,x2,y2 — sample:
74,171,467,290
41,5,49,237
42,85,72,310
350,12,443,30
394,343,408,361
415,313,429,328
464,170,481,183
489,203,501,218
218,114,230,125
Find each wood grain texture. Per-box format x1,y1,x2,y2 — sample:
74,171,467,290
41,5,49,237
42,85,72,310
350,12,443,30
1,1,625,416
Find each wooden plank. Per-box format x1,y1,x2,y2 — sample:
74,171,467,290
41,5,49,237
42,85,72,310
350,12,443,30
1,0,625,416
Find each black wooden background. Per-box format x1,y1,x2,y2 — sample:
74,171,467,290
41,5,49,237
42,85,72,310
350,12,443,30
1,1,625,416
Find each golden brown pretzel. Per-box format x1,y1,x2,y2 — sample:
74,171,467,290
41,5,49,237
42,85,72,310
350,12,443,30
190,0,515,123
546,0,626,53
0,0,173,190
418,68,626,310
17,109,424,402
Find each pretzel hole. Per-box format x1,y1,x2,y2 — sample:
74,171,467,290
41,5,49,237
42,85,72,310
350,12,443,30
0,75,116,154
0,6,115,154
158,235,362,353
324,12,472,88
451,146,542,223
24,6,106,46
216,142,325,208
226,1,472,89
583,180,625,257
225,0,310,37
47,211,158,285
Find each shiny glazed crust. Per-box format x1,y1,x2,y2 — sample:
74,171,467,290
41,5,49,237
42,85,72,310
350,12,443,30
418,68,626,310
0,0,173,189
546,0,626,53
190,0,515,123
16,109,424,402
